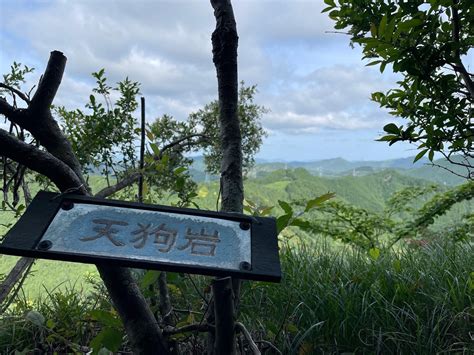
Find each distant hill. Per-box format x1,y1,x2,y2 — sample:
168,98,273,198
195,168,435,212
190,155,470,186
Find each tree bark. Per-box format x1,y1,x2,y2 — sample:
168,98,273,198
0,51,169,354
0,257,34,310
209,1,242,354
212,277,236,354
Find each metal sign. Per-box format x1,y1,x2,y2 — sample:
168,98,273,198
0,191,281,282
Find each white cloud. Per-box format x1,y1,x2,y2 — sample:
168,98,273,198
0,0,406,160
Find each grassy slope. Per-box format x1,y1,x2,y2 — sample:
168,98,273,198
1,168,471,299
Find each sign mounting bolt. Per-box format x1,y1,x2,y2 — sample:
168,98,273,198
37,240,52,251
239,261,251,271
239,222,250,230
61,201,74,210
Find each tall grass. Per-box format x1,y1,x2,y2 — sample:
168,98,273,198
1,241,472,353
240,241,473,354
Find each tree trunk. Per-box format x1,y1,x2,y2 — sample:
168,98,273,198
209,1,242,353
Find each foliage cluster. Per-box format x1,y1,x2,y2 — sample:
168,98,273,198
324,0,474,178
56,70,267,205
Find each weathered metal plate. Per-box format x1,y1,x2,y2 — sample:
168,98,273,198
40,203,250,272
0,191,281,282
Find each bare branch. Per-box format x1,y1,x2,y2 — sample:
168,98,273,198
94,171,141,198
235,322,261,355
0,98,17,118
159,134,208,158
29,50,66,112
451,1,474,99
0,129,87,193
255,340,282,355
163,323,214,336
0,83,31,104
430,162,471,180
0,257,35,311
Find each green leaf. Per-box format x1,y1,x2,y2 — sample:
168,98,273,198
90,327,123,355
259,206,274,217
277,214,292,234
145,129,154,141
328,9,339,20
383,123,400,135
140,270,160,289
393,259,402,272
174,167,187,175
413,149,429,163
149,142,160,156
370,23,377,38
88,310,122,328
323,0,335,6
369,247,380,260
376,134,399,142
304,193,335,212
366,60,382,66
25,311,45,327
278,200,293,215
379,15,387,36
386,17,396,42
428,150,434,161
290,218,311,229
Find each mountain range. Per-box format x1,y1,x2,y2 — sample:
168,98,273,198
190,155,470,186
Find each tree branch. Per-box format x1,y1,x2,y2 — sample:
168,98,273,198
163,323,214,336
94,171,141,198
1,52,170,354
235,322,261,355
451,1,474,99
0,129,87,193
0,83,31,104
0,98,17,118
29,50,66,112
159,134,208,157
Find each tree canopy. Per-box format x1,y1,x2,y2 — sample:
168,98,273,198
324,0,473,179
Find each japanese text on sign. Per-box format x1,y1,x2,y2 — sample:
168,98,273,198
80,219,220,257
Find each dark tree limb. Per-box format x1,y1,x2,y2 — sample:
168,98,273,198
159,134,208,157
97,264,169,354
0,129,87,193
209,1,242,353
1,51,86,186
212,277,236,355
210,0,242,214
29,50,66,113
0,51,170,354
94,172,141,198
451,1,474,99
0,83,30,104
0,98,16,118
0,257,34,311
163,323,214,335
158,272,174,326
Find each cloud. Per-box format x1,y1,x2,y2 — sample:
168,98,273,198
1,0,400,155
259,65,397,133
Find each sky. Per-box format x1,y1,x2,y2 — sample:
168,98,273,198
0,0,424,162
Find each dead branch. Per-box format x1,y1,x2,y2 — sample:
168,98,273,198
0,129,87,193
163,323,215,336
94,171,141,198
0,83,31,104
235,322,261,355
